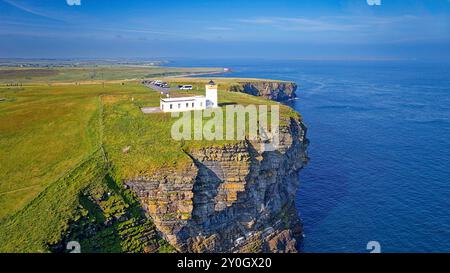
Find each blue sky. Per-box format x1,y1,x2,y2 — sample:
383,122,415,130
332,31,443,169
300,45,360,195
0,0,449,60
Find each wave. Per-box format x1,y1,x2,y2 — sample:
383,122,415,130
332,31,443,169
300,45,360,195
406,118,450,126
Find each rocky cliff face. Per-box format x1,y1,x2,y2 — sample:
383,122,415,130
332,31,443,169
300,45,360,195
125,116,309,253
229,81,297,102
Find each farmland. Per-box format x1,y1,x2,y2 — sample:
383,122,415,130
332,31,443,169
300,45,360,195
0,66,224,84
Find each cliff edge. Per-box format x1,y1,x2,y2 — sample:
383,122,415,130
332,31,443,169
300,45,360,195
126,115,308,253
229,81,297,101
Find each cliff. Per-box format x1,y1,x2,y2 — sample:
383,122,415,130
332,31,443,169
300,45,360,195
125,116,309,253
229,81,297,102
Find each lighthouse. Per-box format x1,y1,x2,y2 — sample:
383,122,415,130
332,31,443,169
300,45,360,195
159,80,218,112
205,80,218,108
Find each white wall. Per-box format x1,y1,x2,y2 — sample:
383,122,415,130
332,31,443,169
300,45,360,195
161,97,206,112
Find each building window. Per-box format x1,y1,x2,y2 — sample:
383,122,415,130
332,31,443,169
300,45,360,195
170,104,173,109
192,103,195,108
186,103,189,108
178,103,181,109
162,105,164,110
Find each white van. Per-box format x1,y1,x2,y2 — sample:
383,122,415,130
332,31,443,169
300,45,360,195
180,85,193,90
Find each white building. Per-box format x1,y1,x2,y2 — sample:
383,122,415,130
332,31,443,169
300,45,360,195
160,80,218,112
160,96,206,112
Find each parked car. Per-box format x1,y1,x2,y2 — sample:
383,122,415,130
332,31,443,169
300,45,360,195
179,85,193,90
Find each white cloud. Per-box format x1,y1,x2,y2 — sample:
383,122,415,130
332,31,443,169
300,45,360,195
2,0,62,21
236,15,428,33
66,0,81,6
237,18,276,25
237,16,359,32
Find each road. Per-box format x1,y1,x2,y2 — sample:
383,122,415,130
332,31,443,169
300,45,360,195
143,82,179,96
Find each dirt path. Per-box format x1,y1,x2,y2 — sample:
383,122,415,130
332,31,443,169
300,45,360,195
0,184,41,196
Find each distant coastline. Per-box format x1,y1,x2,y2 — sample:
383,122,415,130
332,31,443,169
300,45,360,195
167,68,231,78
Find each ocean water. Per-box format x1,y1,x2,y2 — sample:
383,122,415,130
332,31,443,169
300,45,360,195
169,59,450,253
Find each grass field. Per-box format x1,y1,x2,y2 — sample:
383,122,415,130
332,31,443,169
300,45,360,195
0,75,299,252
0,84,149,219
0,66,224,84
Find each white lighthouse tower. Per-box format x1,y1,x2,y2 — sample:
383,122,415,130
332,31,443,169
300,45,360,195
205,80,218,108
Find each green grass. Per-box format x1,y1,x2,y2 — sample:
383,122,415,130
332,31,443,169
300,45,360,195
0,77,300,252
0,150,174,253
0,150,107,252
0,66,224,84
0,84,148,218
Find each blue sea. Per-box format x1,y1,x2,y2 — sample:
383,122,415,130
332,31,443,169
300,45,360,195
169,59,450,253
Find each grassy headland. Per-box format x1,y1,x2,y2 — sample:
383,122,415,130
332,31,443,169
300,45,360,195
0,68,299,252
